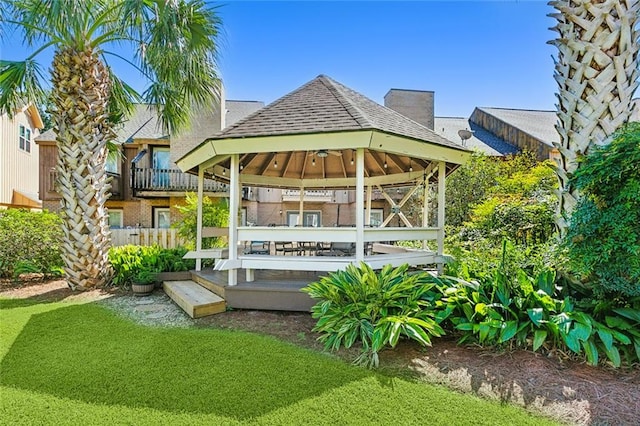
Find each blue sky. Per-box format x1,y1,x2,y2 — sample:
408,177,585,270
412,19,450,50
1,1,558,117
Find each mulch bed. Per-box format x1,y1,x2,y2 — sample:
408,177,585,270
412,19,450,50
2,279,639,426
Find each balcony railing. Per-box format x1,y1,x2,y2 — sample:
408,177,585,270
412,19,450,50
281,189,334,202
132,167,228,193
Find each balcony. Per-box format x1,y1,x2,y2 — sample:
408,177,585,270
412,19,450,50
132,167,229,196
281,189,334,202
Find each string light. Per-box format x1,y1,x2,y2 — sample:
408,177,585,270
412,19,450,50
240,163,244,170
383,153,388,169
350,151,354,165
312,157,316,166
409,159,413,172
222,168,226,176
274,159,278,168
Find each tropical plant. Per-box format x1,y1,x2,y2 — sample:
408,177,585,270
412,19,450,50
302,263,444,368
0,0,222,290
548,0,640,234
174,192,229,249
0,209,64,279
108,245,195,287
563,122,640,297
440,242,640,367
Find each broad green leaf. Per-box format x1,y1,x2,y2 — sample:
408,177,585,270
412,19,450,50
603,345,621,368
605,315,632,330
563,331,581,354
533,329,547,351
499,321,518,343
479,322,491,343
456,322,474,331
597,329,614,352
582,339,599,366
612,307,640,323
527,308,543,326
610,329,631,345
572,322,592,342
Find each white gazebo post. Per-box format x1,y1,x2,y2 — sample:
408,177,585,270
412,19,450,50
355,148,365,262
422,173,429,250
195,165,204,272
228,154,240,285
437,161,446,273
298,186,305,226
365,185,372,226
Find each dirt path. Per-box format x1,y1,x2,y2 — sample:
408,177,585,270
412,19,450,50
2,280,638,425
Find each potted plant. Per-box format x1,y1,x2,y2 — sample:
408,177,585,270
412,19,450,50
131,269,157,296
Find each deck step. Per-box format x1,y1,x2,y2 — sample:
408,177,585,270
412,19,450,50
163,280,226,318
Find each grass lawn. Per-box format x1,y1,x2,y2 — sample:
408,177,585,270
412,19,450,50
0,297,557,425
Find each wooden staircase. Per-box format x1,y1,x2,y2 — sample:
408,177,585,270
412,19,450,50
163,280,226,318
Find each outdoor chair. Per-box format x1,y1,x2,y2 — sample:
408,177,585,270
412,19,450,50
244,241,270,255
275,241,302,255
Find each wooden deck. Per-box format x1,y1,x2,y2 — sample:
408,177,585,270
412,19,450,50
191,269,322,312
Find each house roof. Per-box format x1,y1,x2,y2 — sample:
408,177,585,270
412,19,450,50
37,104,168,143
434,117,520,156
209,75,462,150
475,107,559,147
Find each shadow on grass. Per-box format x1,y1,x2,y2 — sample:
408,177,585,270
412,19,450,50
0,303,369,420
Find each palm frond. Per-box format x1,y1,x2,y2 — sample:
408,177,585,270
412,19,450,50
135,0,222,134
0,59,47,115
106,67,142,126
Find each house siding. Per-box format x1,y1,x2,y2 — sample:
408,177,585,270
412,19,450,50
1,108,41,206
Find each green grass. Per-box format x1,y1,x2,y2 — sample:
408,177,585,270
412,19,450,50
0,297,557,425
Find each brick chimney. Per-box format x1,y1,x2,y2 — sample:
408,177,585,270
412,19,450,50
384,89,435,130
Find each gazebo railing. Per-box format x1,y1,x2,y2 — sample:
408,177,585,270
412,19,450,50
236,226,438,244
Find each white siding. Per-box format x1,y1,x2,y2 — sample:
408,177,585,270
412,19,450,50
0,107,41,205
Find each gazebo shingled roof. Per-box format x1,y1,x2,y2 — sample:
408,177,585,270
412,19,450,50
177,75,470,188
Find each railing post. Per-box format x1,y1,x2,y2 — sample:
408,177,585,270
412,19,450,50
196,166,204,271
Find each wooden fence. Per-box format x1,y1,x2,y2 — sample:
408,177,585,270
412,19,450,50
110,228,186,249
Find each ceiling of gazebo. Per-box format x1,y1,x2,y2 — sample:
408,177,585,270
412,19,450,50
177,75,469,188
204,144,458,189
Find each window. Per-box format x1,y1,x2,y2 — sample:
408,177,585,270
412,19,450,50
107,209,123,229
154,207,171,229
19,125,31,153
106,150,119,174
369,209,384,227
152,146,170,187
286,211,321,227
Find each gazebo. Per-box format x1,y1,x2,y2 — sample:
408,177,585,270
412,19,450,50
177,75,470,295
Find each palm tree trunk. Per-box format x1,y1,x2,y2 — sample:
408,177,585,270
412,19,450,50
549,0,639,233
51,47,115,290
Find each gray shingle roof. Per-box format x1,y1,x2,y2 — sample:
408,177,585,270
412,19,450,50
434,117,519,156
211,75,464,150
36,104,168,143
476,107,559,147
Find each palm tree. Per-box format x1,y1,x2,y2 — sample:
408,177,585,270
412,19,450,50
0,0,222,290
548,0,639,233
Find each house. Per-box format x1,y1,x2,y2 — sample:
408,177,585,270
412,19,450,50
36,99,264,231
0,104,44,209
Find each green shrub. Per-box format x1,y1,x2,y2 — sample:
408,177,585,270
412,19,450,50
563,122,640,297
302,263,444,368
440,242,640,367
0,209,64,279
173,193,229,249
108,245,195,287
